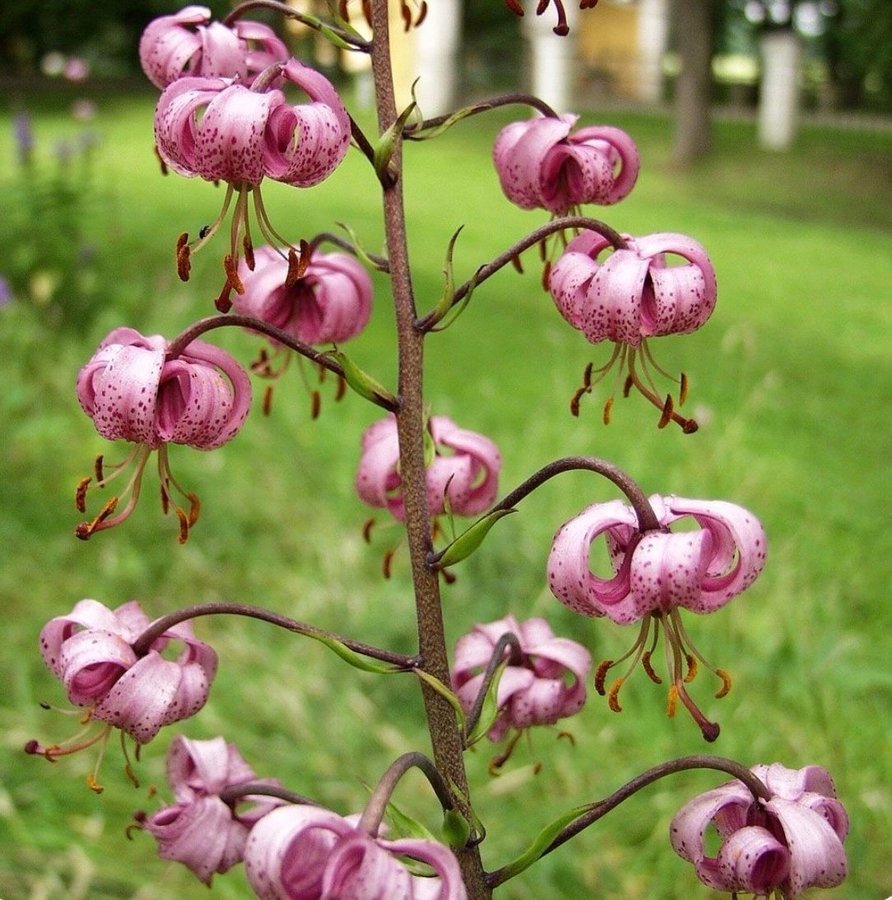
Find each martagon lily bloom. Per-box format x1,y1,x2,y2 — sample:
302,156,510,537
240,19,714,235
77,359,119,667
234,245,373,347
356,414,501,523
452,615,591,742
75,326,251,541
28,599,217,788
138,735,286,885
548,230,717,430
139,5,289,89
671,763,849,898
548,494,767,740
493,115,639,215
244,804,468,900
153,58,350,305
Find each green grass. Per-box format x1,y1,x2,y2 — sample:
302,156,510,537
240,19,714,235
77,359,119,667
0,91,890,899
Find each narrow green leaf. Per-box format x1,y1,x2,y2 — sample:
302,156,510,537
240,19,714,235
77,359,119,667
435,508,517,568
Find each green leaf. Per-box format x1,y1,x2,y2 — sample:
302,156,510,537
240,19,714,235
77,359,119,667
324,350,397,408
435,508,517,568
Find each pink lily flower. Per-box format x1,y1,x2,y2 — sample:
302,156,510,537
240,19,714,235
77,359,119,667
244,804,467,899
233,245,373,345
356,415,501,522
548,495,767,739
452,615,591,742
140,735,286,884
548,230,717,430
493,115,639,215
75,326,251,540
153,59,350,304
671,763,848,898
31,599,216,775
139,5,289,89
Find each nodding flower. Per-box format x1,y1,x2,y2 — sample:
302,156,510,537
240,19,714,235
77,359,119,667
356,414,501,523
671,763,848,898
547,494,767,741
452,614,591,742
152,58,350,308
28,599,217,790
139,5,289,89
75,326,251,541
234,245,373,347
548,230,717,430
137,735,286,885
493,114,639,215
244,804,468,900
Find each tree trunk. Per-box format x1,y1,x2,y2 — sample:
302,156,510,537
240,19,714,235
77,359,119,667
673,0,715,166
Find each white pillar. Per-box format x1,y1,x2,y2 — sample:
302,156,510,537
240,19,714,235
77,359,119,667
758,29,802,150
414,0,462,116
636,0,669,103
523,4,578,113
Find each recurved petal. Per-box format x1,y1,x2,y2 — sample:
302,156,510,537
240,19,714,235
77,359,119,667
167,734,254,800
669,781,754,863
628,529,713,615
324,831,413,899
539,140,613,214
139,6,210,88
154,76,227,178
356,416,405,519
493,115,574,209
380,837,468,900
547,499,642,621
581,246,649,346
244,804,347,900
196,83,279,185
569,125,640,204
57,628,137,706
766,798,848,895
663,496,768,610
144,795,240,884
715,825,790,894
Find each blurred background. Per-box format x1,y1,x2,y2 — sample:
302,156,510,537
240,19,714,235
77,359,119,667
0,1,889,898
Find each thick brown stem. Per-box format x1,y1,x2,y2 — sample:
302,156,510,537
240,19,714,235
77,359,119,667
368,2,489,896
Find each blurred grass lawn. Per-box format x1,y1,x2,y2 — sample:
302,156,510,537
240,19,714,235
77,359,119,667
0,91,890,899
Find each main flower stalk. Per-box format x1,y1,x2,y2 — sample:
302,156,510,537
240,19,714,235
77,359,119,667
368,1,488,895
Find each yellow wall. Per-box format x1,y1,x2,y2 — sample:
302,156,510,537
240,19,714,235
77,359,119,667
577,1,641,99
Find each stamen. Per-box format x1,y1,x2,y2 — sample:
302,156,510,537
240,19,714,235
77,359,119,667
441,567,457,585
540,260,552,292
94,454,105,483
401,0,412,31
176,236,191,282
511,254,524,274
657,394,674,429
594,659,613,695
362,518,375,543
383,547,396,579
262,385,274,416
243,234,255,271
286,248,303,287
186,492,200,527
602,396,614,425
641,650,662,684
75,477,91,513
224,254,245,294
215,282,234,313
489,729,524,774
679,371,689,405
504,0,524,15
684,653,698,683
335,375,347,402
415,1,428,26
666,683,679,718
607,678,624,712
176,507,190,543
714,668,732,699
311,390,321,420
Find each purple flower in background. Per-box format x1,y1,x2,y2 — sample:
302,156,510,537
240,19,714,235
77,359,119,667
548,494,767,739
139,5,288,89
14,111,34,167
494,115,639,215
244,805,467,899
139,736,286,884
671,763,848,898
233,246,373,345
63,57,90,82
0,275,13,308
75,326,251,540
356,415,501,522
31,599,217,760
452,615,591,741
